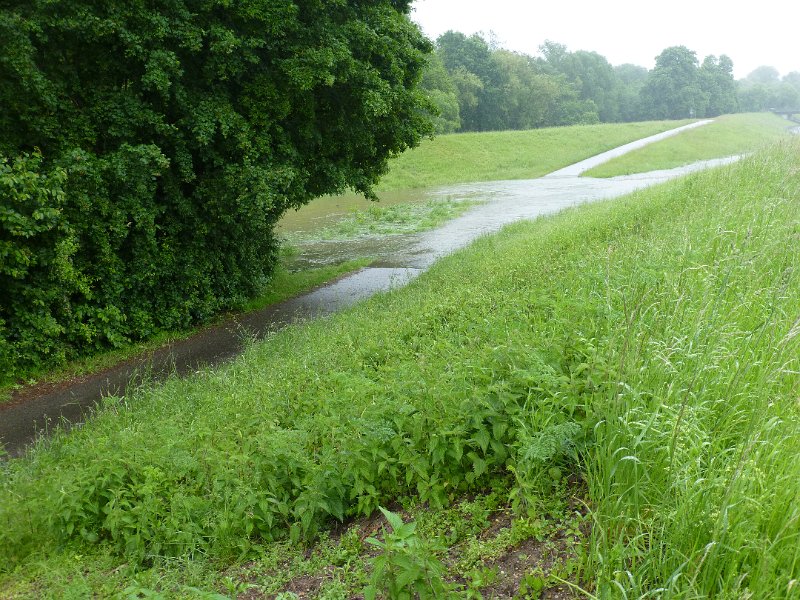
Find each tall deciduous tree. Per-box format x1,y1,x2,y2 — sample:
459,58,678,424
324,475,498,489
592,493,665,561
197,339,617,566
641,46,707,119
699,55,737,116
540,43,621,122
419,52,461,133
615,64,648,121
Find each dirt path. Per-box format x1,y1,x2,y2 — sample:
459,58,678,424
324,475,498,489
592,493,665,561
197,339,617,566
1,121,735,457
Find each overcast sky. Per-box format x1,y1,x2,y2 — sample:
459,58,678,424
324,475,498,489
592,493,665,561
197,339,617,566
410,0,800,79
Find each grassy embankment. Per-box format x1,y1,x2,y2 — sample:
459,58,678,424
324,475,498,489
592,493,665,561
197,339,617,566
0,257,371,400
583,112,792,177
3,119,695,398
376,120,693,191
2,141,799,598
279,119,694,243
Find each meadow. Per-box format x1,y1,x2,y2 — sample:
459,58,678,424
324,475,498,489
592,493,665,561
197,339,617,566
374,120,693,190
2,140,798,598
583,112,792,177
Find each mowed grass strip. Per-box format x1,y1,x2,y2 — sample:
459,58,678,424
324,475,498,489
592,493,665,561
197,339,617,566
584,112,793,177
377,119,693,190
1,142,799,598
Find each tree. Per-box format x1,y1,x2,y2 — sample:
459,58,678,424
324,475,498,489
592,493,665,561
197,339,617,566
699,55,737,116
435,31,503,131
0,0,433,377
419,52,461,133
641,46,707,119
615,64,649,121
745,65,780,86
492,50,574,130
737,83,773,112
540,43,621,122
783,72,800,94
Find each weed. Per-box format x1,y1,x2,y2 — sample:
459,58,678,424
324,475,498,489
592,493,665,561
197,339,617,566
364,507,450,600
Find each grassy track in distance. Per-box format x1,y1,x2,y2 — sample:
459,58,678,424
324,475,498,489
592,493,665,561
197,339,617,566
583,112,792,177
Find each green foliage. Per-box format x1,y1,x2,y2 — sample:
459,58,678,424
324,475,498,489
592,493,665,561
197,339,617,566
364,507,450,600
699,55,738,116
739,66,800,112
0,0,432,381
419,53,461,134
641,46,706,119
1,142,799,598
435,32,599,132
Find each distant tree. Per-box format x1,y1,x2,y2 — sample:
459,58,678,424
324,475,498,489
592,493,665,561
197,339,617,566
491,50,544,129
699,55,737,116
745,65,781,86
773,83,800,110
420,52,461,133
615,64,648,121
783,72,800,94
641,46,707,119
738,83,773,112
449,66,484,115
540,43,621,121
436,31,503,130
491,50,591,129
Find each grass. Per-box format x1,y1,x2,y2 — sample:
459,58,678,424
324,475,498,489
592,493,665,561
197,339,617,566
284,198,483,242
2,140,799,598
583,112,793,177
4,119,694,397
0,257,370,404
376,120,694,190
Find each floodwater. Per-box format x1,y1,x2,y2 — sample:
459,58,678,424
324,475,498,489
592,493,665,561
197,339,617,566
2,121,743,456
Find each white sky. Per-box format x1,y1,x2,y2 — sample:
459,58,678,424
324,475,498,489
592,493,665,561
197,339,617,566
410,0,800,80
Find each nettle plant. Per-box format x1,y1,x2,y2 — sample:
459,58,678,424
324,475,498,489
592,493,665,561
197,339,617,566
364,507,450,600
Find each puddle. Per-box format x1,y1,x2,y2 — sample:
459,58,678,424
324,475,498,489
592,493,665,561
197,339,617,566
286,155,740,271
277,189,429,236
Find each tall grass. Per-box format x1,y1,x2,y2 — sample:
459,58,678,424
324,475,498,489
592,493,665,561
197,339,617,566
1,141,798,598
583,145,800,597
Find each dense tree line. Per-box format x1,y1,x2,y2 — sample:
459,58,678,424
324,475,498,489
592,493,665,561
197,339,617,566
421,31,800,132
0,0,433,379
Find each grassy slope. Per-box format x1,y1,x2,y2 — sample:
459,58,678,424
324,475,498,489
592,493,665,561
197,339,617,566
4,120,692,396
584,112,792,177
2,141,799,598
377,120,693,190
1,258,369,401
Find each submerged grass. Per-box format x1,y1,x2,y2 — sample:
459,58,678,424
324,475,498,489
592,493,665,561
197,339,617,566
2,141,799,598
584,112,792,177
285,197,482,242
377,119,693,190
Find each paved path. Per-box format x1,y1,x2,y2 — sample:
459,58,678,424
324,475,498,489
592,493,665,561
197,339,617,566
1,120,738,457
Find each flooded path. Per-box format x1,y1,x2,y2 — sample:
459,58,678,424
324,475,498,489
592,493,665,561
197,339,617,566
2,121,738,456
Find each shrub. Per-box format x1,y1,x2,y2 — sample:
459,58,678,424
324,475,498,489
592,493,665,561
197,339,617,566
0,0,432,380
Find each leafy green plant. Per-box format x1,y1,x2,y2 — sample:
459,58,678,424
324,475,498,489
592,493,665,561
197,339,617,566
0,0,433,381
364,507,450,600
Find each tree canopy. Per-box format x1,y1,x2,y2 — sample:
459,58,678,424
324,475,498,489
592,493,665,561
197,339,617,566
0,0,433,378
416,33,792,134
